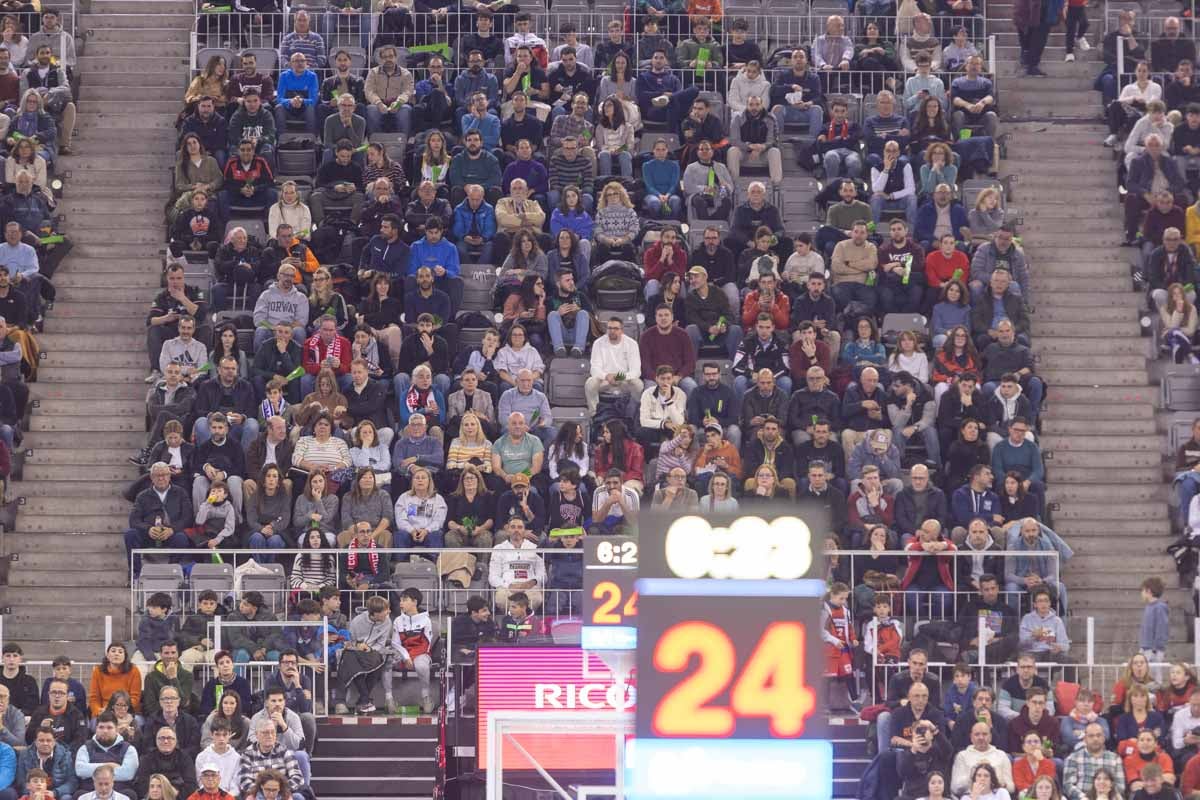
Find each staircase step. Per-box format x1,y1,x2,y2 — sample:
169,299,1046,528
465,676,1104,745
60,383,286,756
1035,337,1146,355
26,443,146,464
79,86,183,102
40,317,152,334
1054,518,1171,537
1039,401,1155,420
57,199,166,217
36,332,146,351
67,243,165,260
31,384,149,401
19,514,126,533
9,477,134,495
1046,483,1168,502
1039,448,1159,467
0,619,128,640
1036,354,1147,371
1033,306,1137,324
1065,554,1176,574
13,493,130,513
1050,501,1166,520
82,43,190,58
1044,385,1157,404
50,302,157,319
1045,465,1161,482
39,366,154,384
39,350,154,369
85,27,193,43
1040,434,1159,452
1041,418,1157,436
4,600,130,620
36,256,161,273
21,464,139,482
1034,320,1141,337
1037,368,1149,386
7,567,129,587
28,415,144,433
0,584,130,607
53,272,160,289
1031,291,1141,308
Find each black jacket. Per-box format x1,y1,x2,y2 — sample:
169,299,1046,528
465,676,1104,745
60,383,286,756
190,435,248,481
26,703,88,749
213,241,264,286
139,710,202,759
788,388,842,433
893,486,949,540
193,377,258,423
344,378,389,430
795,439,846,479
0,667,39,715
133,744,197,798
128,484,194,535
245,434,294,480
970,290,1030,338
1146,243,1198,296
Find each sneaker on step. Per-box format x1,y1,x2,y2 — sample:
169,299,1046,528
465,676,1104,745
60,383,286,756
570,346,584,357
1065,52,1075,61
128,447,152,467
1077,36,1091,51
357,702,377,714
421,694,435,714
1104,133,1118,147
1026,66,1047,76
553,346,567,357
144,370,161,384
333,703,349,715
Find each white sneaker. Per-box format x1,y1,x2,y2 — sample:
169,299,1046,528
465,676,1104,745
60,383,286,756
144,369,161,384
1104,133,1118,147
1077,36,1091,51
1065,52,1075,62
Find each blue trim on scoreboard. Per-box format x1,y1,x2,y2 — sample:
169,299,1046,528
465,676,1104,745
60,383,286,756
626,739,834,800
636,578,828,598
580,625,638,650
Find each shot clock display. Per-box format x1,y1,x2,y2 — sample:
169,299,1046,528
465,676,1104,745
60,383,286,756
582,536,638,650
629,511,832,800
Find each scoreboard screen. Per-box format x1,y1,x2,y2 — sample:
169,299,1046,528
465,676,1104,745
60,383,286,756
582,535,639,650
628,511,832,800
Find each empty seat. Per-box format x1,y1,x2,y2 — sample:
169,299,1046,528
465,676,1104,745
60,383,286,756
392,558,441,607
243,47,278,73
553,407,588,426
546,357,590,407
241,564,287,614
880,312,929,344
1164,369,1200,411
137,564,184,610
639,132,679,153
189,562,235,609
460,265,498,311
276,146,317,179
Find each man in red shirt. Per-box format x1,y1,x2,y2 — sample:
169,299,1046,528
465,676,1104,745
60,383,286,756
638,304,697,394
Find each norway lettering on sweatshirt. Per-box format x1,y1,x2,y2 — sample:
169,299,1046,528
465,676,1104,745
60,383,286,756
252,283,309,327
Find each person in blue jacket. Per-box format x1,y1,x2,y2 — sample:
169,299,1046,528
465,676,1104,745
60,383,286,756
641,138,683,219
407,217,462,315
359,215,410,283
460,91,503,152
543,528,584,616
451,186,499,265
914,186,971,251
274,52,320,135
17,728,76,800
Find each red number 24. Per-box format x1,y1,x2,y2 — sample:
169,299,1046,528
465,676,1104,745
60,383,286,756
652,620,816,738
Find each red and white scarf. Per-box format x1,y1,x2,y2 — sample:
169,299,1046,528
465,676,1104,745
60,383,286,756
347,537,379,574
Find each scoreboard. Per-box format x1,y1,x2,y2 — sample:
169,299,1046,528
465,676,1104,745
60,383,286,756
582,536,639,651
625,510,833,800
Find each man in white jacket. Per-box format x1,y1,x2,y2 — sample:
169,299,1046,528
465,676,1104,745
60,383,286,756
489,517,546,609
950,722,1015,795
585,317,643,413
638,365,688,446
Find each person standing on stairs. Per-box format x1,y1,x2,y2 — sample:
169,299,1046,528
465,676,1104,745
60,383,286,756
1014,0,1063,77
1062,0,1090,62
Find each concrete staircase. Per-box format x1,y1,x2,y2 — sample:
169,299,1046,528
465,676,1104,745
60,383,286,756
987,0,1182,658
0,0,192,662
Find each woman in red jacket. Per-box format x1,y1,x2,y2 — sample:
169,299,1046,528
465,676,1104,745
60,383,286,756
642,227,689,302
591,419,646,493
931,326,981,404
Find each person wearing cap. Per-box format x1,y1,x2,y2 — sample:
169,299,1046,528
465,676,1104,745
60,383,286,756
848,429,906,497
683,265,742,360
687,228,740,312
585,317,644,414
489,517,545,610
188,759,233,800
492,470,546,537
685,361,740,452
788,369,841,446
693,421,741,495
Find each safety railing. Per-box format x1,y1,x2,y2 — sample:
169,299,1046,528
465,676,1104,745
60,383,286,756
826,547,1062,619
131,545,583,621
1104,5,1194,38
187,7,988,73
211,616,329,715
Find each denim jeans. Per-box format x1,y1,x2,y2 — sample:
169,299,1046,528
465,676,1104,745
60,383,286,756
456,238,495,266
832,282,879,313
597,150,633,178
273,102,318,134
1177,470,1200,525
781,103,824,132
823,147,863,179
686,323,742,359
643,193,683,219
734,375,792,398
548,310,590,350
869,193,918,226
194,417,260,449
248,531,287,562
894,424,942,467
365,103,413,137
